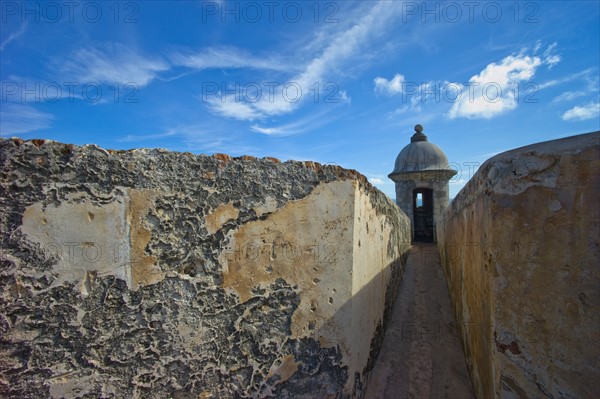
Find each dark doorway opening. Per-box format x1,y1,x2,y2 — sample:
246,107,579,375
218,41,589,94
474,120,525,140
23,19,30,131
413,188,434,243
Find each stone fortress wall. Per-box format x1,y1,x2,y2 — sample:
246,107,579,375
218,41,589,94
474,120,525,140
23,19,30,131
437,132,600,399
1,131,598,398
0,138,411,398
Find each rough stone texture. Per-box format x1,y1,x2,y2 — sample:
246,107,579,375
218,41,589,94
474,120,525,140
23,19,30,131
0,138,411,399
436,132,600,399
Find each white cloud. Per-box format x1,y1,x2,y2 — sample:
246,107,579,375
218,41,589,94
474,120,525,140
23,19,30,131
169,46,292,72
550,70,598,103
369,177,385,184
448,53,542,119
1,23,27,51
537,68,594,90
293,2,399,88
339,90,351,104
542,42,561,69
552,90,588,103
118,130,178,142
206,95,264,121
250,106,344,137
250,125,283,135
55,44,291,91
45,2,397,122
56,43,169,87
0,104,53,136
210,1,402,121
561,102,600,121
374,74,405,95
445,43,564,119
389,105,411,116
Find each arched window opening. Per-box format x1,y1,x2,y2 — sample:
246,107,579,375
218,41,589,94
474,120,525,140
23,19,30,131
413,188,434,243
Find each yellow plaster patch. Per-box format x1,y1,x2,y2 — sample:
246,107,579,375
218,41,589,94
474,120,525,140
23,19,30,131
205,202,240,234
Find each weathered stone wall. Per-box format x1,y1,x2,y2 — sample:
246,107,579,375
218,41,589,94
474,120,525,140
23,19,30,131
437,132,600,398
0,138,411,398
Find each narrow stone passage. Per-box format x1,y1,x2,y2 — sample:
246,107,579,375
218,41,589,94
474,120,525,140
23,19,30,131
365,244,475,399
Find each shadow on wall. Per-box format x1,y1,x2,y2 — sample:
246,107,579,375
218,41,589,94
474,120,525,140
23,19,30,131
266,253,410,398
0,138,413,399
0,224,411,399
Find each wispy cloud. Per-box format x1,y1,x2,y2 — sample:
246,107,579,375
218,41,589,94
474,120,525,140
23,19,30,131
53,43,290,91
550,69,598,103
118,123,239,154
206,95,270,121
1,22,27,51
250,125,283,135
205,1,402,121
541,42,561,69
369,177,385,184
118,130,179,142
0,104,53,136
292,2,400,87
250,106,345,137
552,90,588,103
0,76,115,104
537,68,596,90
44,2,398,124
55,43,170,87
561,102,600,121
169,46,292,72
175,124,257,155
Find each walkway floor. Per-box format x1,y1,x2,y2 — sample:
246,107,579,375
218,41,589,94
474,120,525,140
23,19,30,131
365,244,475,399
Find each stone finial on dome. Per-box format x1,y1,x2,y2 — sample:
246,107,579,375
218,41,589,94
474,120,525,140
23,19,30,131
411,124,428,143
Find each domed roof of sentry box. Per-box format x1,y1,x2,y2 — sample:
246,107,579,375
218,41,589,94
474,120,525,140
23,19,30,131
389,124,455,178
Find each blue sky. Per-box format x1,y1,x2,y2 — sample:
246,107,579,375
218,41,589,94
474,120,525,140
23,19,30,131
1,0,599,199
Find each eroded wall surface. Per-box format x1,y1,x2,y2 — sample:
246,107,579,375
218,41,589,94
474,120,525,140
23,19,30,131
437,132,600,398
0,138,410,399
